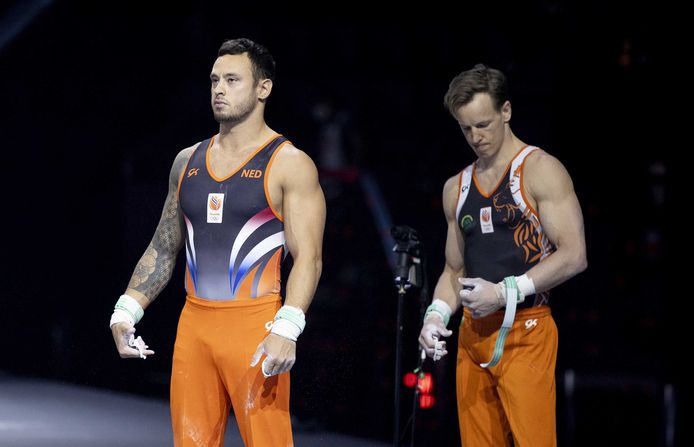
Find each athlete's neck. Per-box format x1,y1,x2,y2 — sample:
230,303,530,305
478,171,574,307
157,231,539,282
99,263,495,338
475,131,525,172
216,118,276,154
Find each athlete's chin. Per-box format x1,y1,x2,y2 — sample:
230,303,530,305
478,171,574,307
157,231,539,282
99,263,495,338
213,111,240,124
213,106,255,125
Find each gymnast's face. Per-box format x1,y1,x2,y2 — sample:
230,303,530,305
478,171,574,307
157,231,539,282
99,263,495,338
209,53,271,125
454,93,511,158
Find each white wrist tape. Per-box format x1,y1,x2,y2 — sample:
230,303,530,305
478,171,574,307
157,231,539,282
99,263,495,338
480,276,518,368
497,275,536,305
110,309,134,328
515,274,536,299
270,305,305,342
110,294,144,328
425,299,452,326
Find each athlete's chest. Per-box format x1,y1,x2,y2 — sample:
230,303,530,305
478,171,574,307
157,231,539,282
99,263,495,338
474,168,504,196
207,149,257,179
459,174,535,236
473,169,538,213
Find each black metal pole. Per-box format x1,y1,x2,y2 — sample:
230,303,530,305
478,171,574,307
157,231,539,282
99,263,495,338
394,285,407,447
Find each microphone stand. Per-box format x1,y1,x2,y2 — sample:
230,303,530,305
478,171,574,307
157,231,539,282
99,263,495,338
391,225,424,447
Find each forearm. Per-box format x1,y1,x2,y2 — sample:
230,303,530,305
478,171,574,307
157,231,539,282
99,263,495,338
283,254,322,313
524,246,587,294
431,266,464,314
116,147,190,318
125,241,178,309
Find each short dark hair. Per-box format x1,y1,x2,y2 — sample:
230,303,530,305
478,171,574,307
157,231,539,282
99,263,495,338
443,64,508,116
217,38,276,84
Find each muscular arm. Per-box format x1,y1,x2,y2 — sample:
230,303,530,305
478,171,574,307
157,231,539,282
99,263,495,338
124,147,194,309
522,151,588,293
248,146,325,376
277,147,326,312
418,175,464,358
431,175,466,313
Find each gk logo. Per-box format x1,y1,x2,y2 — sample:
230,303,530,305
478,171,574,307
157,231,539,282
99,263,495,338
525,319,538,329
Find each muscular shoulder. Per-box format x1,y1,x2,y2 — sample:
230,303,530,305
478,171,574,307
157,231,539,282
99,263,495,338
169,144,197,187
271,143,319,187
524,149,575,201
273,143,316,170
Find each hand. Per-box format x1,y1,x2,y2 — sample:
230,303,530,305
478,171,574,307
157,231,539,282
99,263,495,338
250,333,296,378
419,315,453,361
111,322,155,359
458,277,503,318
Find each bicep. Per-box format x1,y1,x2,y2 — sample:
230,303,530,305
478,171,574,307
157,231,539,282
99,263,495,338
442,176,465,275
538,190,585,254
153,187,185,252
283,158,326,259
151,149,191,254
443,218,465,274
533,158,585,252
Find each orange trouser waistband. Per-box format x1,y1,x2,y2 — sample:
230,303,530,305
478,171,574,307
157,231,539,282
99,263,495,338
185,293,281,309
462,305,551,328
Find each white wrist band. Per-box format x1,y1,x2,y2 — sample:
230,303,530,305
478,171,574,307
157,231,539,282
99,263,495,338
110,309,134,328
515,274,536,299
270,305,305,341
270,319,301,341
110,294,144,328
425,299,452,326
496,275,535,305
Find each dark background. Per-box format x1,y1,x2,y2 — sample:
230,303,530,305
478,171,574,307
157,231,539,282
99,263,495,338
0,1,680,445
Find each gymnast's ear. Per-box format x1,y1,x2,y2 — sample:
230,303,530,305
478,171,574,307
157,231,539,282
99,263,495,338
501,100,511,123
257,78,273,102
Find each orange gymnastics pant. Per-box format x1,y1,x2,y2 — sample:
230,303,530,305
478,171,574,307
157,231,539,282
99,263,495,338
170,294,293,447
456,306,558,447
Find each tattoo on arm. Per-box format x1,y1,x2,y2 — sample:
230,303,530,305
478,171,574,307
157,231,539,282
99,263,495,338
126,151,189,304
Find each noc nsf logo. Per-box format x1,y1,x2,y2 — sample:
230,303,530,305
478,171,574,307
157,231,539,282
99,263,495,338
460,214,475,234
209,195,222,210
207,193,225,223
